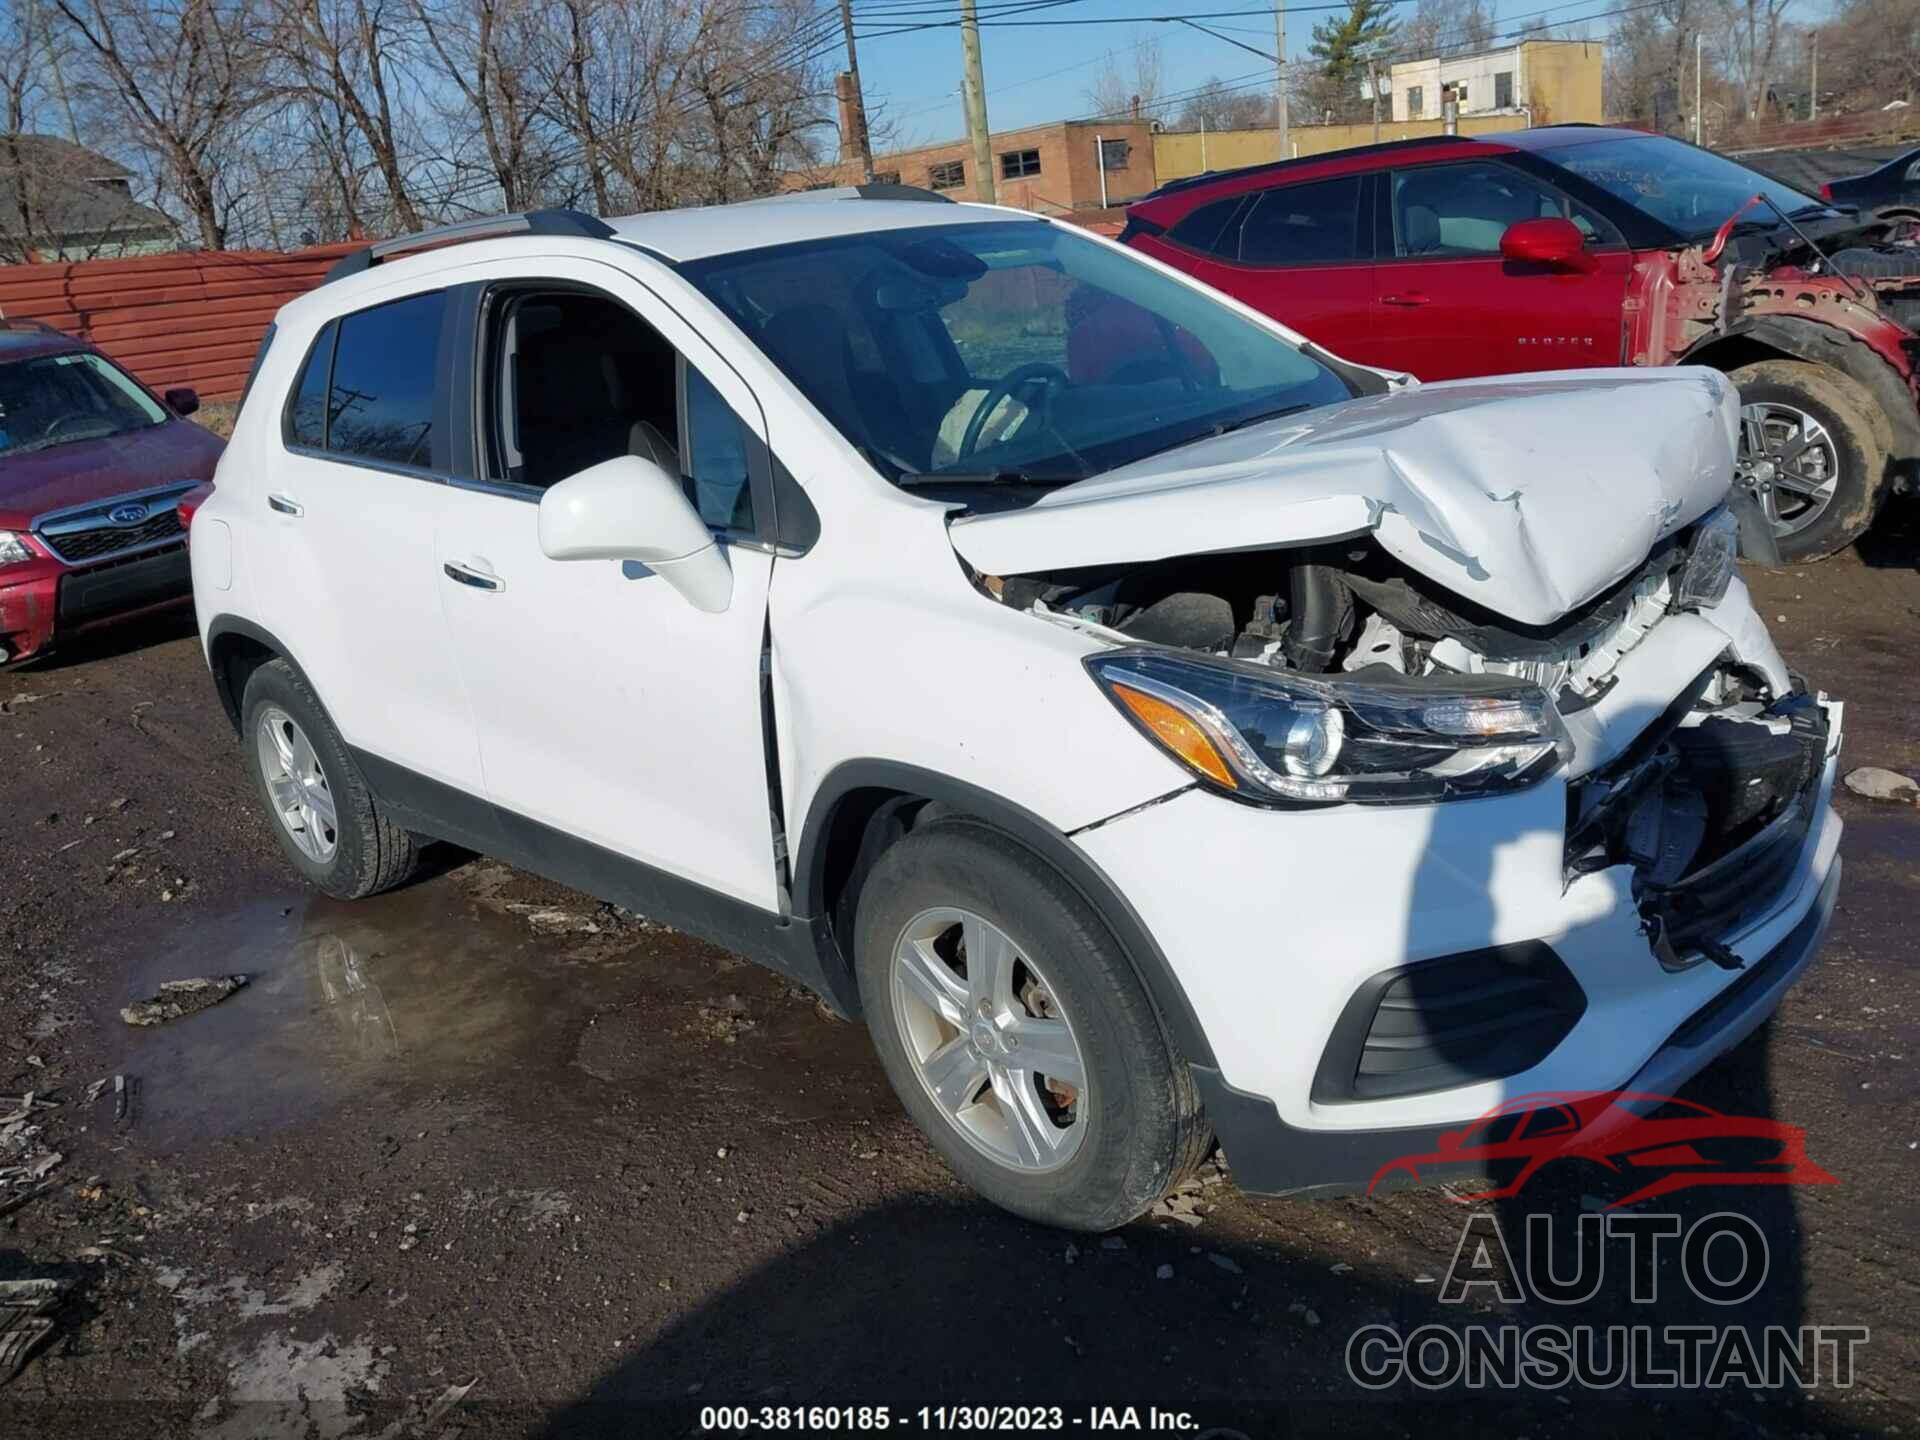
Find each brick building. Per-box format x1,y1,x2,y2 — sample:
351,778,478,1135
796,94,1159,216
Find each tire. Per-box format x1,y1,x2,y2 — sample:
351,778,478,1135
240,657,418,899
854,819,1211,1230
1729,359,1890,562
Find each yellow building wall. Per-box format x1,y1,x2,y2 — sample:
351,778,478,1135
1520,40,1604,126
1152,115,1529,184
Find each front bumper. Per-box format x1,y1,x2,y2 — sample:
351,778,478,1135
1072,583,1843,1197
0,542,191,664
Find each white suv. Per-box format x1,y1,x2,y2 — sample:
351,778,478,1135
192,191,1843,1230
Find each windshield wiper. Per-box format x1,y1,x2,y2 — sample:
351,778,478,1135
897,469,1072,488
1210,401,1312,438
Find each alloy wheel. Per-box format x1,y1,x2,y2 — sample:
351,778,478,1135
255,705,339,863
890,907,1089,1172
1737,400,1840,539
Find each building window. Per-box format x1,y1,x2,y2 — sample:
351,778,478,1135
1099,138,1130,171
1000,148,1041,179
872,169,901,185
1407,85,1423,116
928,160,965,190
1453,82,1469,105
1494,71,1514,109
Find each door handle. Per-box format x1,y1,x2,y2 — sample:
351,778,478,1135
267,492,304,516
1380,292,1431,307
443,561,505,593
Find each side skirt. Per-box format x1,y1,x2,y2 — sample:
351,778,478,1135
350,746,857,1017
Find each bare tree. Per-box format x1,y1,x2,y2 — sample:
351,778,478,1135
49,0,273,248
413,0,560,212
1819,0,1920,108
269,0,427,231
1402,0,1495,58
1722,0,1795,119
1174,77,1275,132
1083,38,1165,121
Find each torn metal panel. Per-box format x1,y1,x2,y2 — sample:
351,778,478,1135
947,368,1738,627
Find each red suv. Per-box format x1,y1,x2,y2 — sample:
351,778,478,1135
0,320,224,666
1122,125,1920,561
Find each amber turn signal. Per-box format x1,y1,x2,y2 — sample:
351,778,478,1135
1111,682,1238,789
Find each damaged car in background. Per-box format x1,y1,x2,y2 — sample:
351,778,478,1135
1123,125,1920,561
195,198,1843,1230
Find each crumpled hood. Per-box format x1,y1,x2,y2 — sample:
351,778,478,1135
947,367,1739,627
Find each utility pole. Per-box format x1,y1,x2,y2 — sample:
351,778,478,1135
838,0,875,181
1694,31,1703,145
1272,0,1289,160
1809,29,1818,121
1369,56,1381,144
960,0,997,203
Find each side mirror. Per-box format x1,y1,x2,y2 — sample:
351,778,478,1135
538,454,732,613
164,386,200,416
1499,217,1595,271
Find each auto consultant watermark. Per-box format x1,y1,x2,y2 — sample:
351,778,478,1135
1345,1092,1865,1393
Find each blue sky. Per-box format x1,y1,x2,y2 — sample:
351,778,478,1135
848,0,1549,149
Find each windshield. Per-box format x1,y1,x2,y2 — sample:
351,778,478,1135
683,219,1354,486
1534,134,1826,240
0,350,168,458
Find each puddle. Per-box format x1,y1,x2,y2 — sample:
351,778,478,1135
97,867,890,1146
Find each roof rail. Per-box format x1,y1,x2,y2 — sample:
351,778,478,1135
852,182,953,203
324,208,617,283
0,316,63,335
1137,134,1480,204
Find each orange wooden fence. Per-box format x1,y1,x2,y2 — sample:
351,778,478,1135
0,242,359,403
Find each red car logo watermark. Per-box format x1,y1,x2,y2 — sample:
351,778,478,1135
1367,1090,1836,1208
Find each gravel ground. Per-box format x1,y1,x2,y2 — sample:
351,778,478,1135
0,521,1916,1438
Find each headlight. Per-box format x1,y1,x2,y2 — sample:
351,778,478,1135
1086,649,1573,805
1676,506,1738,611
0,531,34,568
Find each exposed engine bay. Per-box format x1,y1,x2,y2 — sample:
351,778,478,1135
981,519,1710,702
980,506,1827,965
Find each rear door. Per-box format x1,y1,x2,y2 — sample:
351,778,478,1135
253,290,487,802
1141,175,1377,363
1370,159,1633,381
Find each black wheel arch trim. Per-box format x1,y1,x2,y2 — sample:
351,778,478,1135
1690,315,1920,465
203,613,329,738
792,759,1218,1068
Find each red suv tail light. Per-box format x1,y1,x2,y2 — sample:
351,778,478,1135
178,482,214,532
1818,182,1833,200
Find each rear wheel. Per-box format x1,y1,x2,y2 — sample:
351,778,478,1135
855,820,1210,1231
241,658,418,899
1729,359,1889,562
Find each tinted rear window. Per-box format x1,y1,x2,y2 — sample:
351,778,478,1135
1237,177,1367,264
284,322,335,450
327,291,445,468
1165,195,1245,257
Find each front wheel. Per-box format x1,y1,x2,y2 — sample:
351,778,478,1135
854,820,1210,1231
1729,359,1890,562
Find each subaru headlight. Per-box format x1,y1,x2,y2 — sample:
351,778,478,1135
1676,506,1738,611
1086,649,1573,805
0,531,34,569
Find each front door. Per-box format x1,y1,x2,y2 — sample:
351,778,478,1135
1371,159,1633,381
434,259,783,911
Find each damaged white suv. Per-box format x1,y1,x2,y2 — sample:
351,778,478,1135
192,191,1844,1230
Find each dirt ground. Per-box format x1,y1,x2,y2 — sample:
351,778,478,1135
1,513,1916,1438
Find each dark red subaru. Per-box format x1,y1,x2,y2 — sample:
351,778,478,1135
0,320,224,666
1122,125,1920,561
